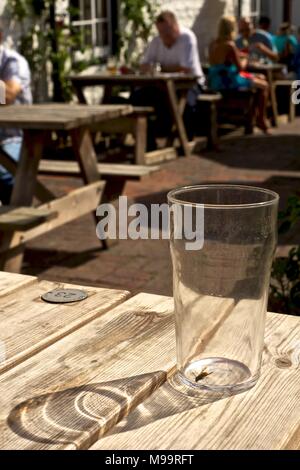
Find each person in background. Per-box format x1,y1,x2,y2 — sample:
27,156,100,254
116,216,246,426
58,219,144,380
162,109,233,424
133,10,205,144
275,22,298,71
294,27,300,80
258,16,277,49
236,17,278,63
140,10,205,81
0,20,32,204
209,16,270,133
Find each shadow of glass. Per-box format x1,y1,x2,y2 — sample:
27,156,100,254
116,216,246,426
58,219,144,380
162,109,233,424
105,376,244,438
6,365,235,450
7,372,165,449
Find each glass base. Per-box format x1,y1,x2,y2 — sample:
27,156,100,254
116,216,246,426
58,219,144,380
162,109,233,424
169,357,259,397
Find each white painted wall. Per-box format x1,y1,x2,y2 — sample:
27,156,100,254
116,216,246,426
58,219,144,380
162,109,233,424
261,0,300,34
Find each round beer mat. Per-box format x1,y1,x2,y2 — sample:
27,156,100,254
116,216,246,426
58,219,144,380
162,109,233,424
41,289,88,304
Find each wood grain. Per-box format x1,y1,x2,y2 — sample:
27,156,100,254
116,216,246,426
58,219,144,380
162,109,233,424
0,278,129,374
0,293,175,449
39,160,160,179
70,73,198,87
0,181,105,255
91,309,300,450
0,105,133,130
0,271,36,298
0,206,57,231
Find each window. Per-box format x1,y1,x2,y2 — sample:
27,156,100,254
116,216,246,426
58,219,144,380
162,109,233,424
249,0,261,21
71,0,112,59
237,0,261,21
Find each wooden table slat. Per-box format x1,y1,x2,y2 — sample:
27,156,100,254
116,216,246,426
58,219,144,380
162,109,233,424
0,276,129,375
0,293,175,449
0,104,133,130
91,305,300,450
0,271,37,298
70,73,198,85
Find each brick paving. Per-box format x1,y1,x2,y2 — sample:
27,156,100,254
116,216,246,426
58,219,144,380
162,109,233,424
22,120,300,298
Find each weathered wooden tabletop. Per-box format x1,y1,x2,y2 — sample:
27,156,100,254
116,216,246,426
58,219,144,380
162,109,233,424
70,72,198,87
0,271,299,450
0,104,133,130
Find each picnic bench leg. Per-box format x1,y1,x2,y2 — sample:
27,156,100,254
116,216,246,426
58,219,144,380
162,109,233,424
134,115,147,165
289,88,296,122
268,71,279,127
0,130,46,272
102,85,114,104
0,148,55,203
70,127,108,249
166,92,188,147
207,101,219,150
165,80,190,157
73,84,87,104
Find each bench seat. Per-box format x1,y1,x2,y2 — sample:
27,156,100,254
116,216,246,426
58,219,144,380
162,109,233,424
39,160,160,180
0,206,57,231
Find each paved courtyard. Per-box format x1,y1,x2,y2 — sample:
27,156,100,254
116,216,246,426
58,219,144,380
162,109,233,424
22,119,300,299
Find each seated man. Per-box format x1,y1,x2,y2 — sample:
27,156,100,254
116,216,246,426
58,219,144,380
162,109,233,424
0,21,32,204
257,16,277,47
275,22,298,71
132,10,205,145
236,17,278,63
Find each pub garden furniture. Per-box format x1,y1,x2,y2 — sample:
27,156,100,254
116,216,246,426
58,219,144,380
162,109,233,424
0,271,299,450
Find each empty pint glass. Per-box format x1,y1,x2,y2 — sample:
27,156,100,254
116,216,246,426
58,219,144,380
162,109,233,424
168,185,279,395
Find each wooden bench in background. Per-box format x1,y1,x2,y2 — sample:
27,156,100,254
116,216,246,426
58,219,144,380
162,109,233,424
38,160,160,200
93,106,178,165
197,89,258,147
0,181,105,270
0,104,161,272
197,93,222,149
273,80,296,123
0,206,57,232
94,106,153,165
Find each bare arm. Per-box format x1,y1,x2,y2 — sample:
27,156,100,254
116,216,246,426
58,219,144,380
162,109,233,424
228,43,247,71
4,79,22,104
253,42,279,61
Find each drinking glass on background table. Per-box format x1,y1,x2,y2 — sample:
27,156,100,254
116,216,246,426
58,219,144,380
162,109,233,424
106,56,118,75
149,62,162,75
168,184,279,396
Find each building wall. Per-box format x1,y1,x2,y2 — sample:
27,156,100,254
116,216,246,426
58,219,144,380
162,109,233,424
261,0,300,34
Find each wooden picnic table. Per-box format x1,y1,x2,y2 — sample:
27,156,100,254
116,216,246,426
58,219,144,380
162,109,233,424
70,72,199,158
0,104,133,272
0,270,299,450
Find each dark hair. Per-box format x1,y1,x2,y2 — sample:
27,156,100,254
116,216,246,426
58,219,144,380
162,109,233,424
259,16,271,28
280,22,290,30
156,10,177,25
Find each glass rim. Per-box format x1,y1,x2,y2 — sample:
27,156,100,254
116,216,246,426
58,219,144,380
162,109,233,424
167,184,279,209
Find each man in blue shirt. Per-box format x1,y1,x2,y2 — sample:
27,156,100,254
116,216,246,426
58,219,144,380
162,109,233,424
258,16,277,48
275,22,298,71
236,17,278,63
0,21,32,203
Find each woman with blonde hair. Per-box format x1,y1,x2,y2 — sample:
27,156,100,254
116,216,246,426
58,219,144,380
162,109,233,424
209,15,270,133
